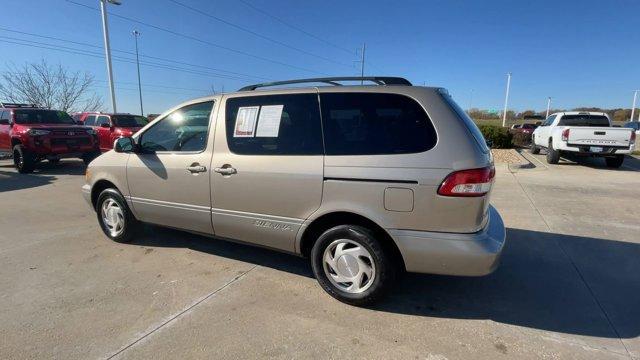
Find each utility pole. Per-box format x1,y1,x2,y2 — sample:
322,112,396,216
99,0,121,113
631,90,639,123
132,29,143,115
502,72,511,127
546,97,552,118
360,43,366,84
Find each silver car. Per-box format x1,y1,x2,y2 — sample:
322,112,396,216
82,77,506,305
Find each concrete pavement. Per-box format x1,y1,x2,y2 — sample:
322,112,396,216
0,156,639,359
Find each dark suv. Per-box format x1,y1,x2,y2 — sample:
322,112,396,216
0,103,101,173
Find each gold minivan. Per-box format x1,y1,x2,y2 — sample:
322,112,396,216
82,77,505,305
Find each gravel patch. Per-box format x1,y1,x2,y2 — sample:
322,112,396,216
491,149,527,165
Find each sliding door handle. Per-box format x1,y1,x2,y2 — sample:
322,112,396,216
186,164,207,173
214,165,237,175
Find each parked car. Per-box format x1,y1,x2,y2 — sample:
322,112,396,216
82,77,506,305
510,124,521,130
531,112,635,167
623,121,640,139
0,103,101,173
509,123,538,135
75,112,148,152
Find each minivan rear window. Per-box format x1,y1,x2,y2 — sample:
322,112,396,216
320,93,437,155
558,115,609,127
439,91,489,153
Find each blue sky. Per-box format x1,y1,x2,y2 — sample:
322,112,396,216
0,0,638,115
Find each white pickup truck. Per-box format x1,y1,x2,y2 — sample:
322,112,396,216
531,112,635,167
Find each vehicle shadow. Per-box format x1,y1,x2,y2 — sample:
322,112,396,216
0,170,57,192
0,159,86,176
132,225,312,278
375,228,640,339
131,226,640,339
558,153,640,172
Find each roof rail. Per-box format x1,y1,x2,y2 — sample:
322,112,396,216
0,102,40,108
238,76,412,91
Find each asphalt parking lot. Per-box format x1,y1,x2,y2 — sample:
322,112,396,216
1,154,639,359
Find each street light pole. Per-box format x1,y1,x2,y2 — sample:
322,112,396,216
99,0,121,113
502,72,511,127
132,30,143,115
360,43,366,85
631,90,639,123
546,97,552,118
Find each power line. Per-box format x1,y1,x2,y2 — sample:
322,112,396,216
0,27,269,81
1,71,209,93
167,0,352,68
65,0,329,76
0,36,258,82
237,0,356,56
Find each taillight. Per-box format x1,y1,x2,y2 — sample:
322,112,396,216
561,128,570,141
437,166,495,197
631,131,636,143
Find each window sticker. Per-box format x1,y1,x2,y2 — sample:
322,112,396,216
234,106,259,137
255,105,284,137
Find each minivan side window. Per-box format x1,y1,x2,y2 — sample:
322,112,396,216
225,94,323,155
320,93,437,155
139,101,214,152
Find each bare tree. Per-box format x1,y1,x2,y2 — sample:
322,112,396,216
0,60,104,113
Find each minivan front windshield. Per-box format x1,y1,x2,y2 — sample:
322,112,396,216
14,110,75,125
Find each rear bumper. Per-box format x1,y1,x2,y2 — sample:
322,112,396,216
389,205,506,276
559,143,633,155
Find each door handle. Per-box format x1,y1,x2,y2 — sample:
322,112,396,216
214,165,237,175
186,164,207,173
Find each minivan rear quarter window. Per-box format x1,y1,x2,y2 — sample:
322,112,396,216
225,94,323,155
320,93,437,155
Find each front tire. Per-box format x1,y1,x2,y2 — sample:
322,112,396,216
96,188,140,243
82,151,101,166
530,136,540,154
605,155,624,168
13,144,36,173
546,141,560,164
311,225,396,306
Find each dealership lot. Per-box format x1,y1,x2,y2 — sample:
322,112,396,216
1,155,639,359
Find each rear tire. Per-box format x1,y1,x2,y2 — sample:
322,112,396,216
605,155,624,168
96,188,140,243
13,144,35,173
311,225,396,306
546,141,560,164
530,136,540,154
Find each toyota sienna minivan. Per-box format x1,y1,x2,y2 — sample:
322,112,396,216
82,77,506,305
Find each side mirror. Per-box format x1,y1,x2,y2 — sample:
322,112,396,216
100,122,112,128
114,136,136,153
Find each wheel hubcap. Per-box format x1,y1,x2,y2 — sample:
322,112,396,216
323,239,375,294
101,198,125,237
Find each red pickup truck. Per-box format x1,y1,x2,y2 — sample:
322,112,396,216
74,112,148,152
0,103,101,173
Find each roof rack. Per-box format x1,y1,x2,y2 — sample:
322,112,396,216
0,102,41,108
238,76,412,91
